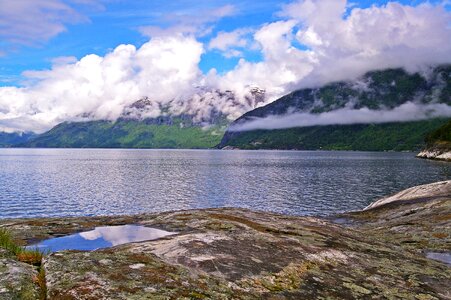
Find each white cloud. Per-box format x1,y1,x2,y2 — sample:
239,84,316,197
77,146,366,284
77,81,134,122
223,49,244,58
139,5,236,38
0,36,204,133
79,225,175,246
286,1,451,86
0,0,97,50
281,0,346,24
208,28,253,57
0,0,451,133
212,0,451,102
230,102,451,132
208,20,316,101
50,56,78,66
138,25,200,38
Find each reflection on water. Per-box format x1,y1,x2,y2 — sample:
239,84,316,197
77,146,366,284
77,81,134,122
27,225,176,252
426,252,451,266
0,149,449,218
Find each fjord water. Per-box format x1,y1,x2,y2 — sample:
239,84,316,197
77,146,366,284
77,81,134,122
0,149,449,219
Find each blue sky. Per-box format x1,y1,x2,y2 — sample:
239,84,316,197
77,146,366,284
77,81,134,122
0,0,450,133
0,0,446,86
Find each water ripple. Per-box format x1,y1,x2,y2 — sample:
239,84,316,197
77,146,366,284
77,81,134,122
0,149,449,218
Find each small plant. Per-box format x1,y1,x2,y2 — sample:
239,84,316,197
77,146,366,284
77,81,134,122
17,248,43,266
0,228,44,263
0,227,23,255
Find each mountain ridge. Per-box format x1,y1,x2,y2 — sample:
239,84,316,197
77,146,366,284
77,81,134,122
219,65,451,151
1,65,450,150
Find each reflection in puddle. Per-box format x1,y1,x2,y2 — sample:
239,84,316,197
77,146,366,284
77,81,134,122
27,225,176,253
426,252,451,266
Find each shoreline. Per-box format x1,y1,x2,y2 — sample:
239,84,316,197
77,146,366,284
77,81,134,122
416,149,451,162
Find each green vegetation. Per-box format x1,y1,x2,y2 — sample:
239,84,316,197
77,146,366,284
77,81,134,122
220,119,450,151
421,119,451,155
222,65,451,151
0,228,23,256
235,65,450,122
23,119,226,149
425,119,451,146
3,65,450,150
0,228,43,265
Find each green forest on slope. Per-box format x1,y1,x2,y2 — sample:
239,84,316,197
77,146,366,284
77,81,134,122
423,119,451,151
23,119,225,149
1,66,449,150
426,120,451,145
220,65,451,151
219,119,450,151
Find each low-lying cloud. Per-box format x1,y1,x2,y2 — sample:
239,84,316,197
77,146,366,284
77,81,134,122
229,103,451,132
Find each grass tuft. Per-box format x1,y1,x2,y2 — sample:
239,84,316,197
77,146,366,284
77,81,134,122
0,228,44,264
0,227,23,255
17,249,43,266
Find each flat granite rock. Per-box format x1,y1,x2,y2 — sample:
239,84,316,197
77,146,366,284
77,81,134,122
1,180,450,299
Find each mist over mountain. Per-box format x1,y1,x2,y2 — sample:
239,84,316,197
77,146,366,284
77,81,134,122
1,1,451,150
16,89,264,148
229,66,451,130
220,65,451,150
0,65,448,149
117,87,266,126
1,1,451,134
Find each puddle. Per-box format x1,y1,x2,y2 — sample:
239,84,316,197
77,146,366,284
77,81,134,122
426,252,451,266
27,225,176,253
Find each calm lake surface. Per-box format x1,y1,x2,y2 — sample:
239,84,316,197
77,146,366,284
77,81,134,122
0,149,449,219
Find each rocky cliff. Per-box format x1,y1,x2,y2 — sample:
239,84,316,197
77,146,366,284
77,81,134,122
417,120,451,161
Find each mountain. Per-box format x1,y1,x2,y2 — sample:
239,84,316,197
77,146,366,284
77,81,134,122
230,65,450,119
0,132,36,147
7,66,451,150
219,65,451,151
22,117,227,149
219,119,449,151
425,119,451,146
417,120,451,161
18,87,268,149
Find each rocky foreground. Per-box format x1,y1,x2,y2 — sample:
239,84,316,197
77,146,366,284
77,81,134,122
0,181,450,299
416,120,451,162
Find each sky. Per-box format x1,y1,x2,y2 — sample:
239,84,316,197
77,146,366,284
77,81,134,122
0,0,450,132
